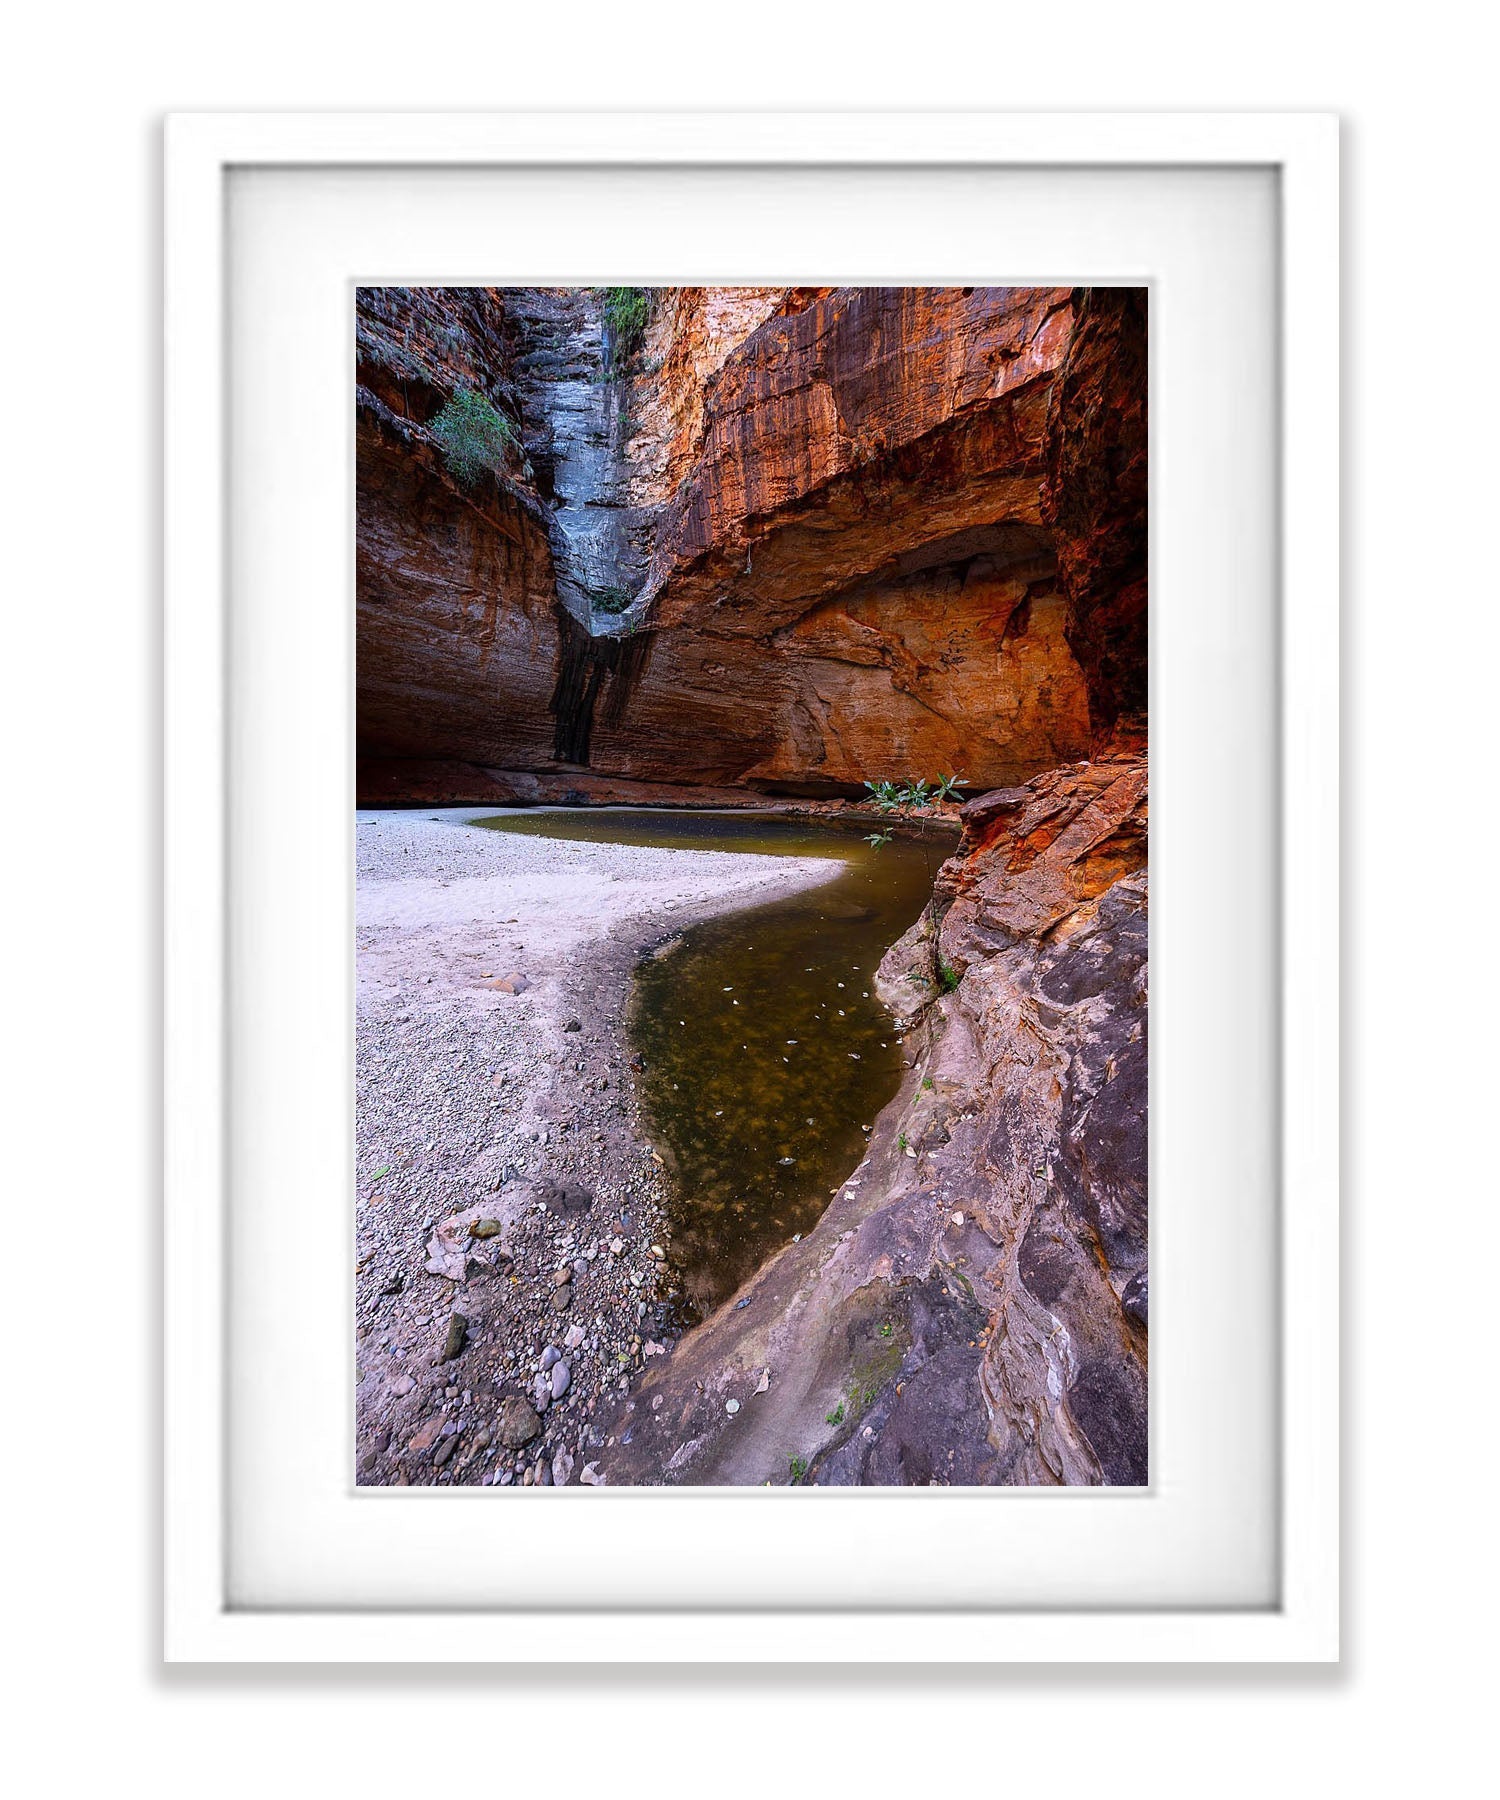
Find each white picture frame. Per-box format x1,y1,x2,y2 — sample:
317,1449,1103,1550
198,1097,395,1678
164,111,1338,1663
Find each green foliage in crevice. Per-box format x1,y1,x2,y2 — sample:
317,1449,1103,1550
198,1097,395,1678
601,286,652,371
428,386,519,486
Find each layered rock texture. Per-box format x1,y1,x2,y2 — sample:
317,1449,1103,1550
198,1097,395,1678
356,285,1115,800
596,750,1147,1487
356,285,1149,1485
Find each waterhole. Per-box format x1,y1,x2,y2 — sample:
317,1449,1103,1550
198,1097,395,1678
473,810,941,1320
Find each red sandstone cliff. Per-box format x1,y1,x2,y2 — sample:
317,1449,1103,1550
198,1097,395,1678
356,289,562,782
356,286,1104,801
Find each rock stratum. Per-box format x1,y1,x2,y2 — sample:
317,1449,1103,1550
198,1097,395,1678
356,286,1149,1485
595,750,1147,1486
357,285,1124,800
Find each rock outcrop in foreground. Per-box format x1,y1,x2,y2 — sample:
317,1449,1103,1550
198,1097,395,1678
595,749,1147,1486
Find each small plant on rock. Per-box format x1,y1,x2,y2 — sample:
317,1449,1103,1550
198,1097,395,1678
429,386,519,485
862,774,967,850
601,286,652,370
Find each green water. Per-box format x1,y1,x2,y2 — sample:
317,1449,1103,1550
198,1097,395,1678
472,809,940,1319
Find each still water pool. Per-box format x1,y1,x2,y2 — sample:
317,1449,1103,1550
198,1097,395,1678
473,810,940,1319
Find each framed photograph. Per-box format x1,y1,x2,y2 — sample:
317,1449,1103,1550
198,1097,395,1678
165,111,1338,1661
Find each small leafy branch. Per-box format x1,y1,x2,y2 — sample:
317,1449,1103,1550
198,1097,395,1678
862,774,967,849
429,386,519,486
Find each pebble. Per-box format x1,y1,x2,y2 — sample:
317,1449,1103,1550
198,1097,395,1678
494,1395,542,1448
725,1399,740,1415
552,1285,573,1311
541,1345,560,1371
551,1361,571,1400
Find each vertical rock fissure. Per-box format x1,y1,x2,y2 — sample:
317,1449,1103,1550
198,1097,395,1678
549,609,655,765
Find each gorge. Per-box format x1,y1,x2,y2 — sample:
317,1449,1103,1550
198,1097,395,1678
355,284,1147,1487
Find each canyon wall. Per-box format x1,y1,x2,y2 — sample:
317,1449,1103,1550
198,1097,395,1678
356,288,561,791
357,286,1106,801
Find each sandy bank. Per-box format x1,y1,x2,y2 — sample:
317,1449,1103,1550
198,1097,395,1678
354,808,844,1487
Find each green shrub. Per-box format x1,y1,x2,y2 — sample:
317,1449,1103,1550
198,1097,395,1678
602,287,651,368
428,386,518,485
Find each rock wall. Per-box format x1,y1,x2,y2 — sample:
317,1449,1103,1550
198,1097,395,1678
356,286,1106,800
355,288,562,776
1041,286,1149,741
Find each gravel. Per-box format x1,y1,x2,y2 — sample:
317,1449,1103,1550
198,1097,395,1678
353,808,841,1488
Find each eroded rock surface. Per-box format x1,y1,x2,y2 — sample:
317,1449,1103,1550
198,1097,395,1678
357,286,1106,798
595,752,1147,1486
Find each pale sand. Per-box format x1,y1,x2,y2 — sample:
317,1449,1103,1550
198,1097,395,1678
356,806,843,1013
353,807,845,1486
